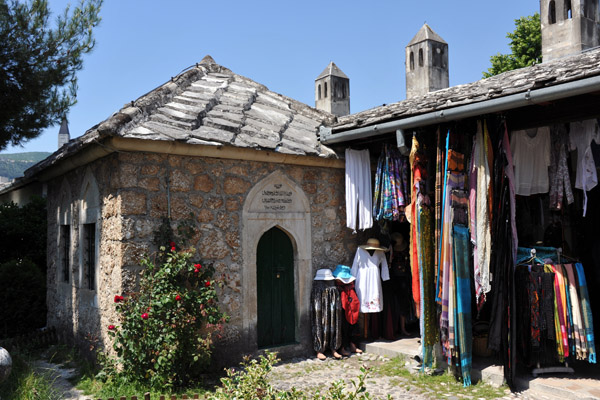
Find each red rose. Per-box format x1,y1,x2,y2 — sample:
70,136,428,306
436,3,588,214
170,241,175,247
175,294,181,301
171,246,176,252
141,313,149,320
108,325,115,330
194,268,199,274
205,280,210,287
114,295,124,303
194,263,202,269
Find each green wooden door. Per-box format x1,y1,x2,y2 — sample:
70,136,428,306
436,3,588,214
257,227,295,348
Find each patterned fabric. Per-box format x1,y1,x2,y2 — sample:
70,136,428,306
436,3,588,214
435,129,444,277
453,224,472,386
409,137,425,318
373,144,409,221
564,264,586,360
575,262,596,363
418,206,437,368
439,172,465,338
472,121,492,310
436,131,450,304
311,281,342,353
549,125,574,210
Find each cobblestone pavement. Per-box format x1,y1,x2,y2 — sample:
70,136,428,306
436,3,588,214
268,353,565,400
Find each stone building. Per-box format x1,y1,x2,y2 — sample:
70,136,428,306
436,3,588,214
2,55,362,364
2,0,600,371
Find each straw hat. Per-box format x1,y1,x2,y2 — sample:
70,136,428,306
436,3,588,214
314,268,334,281
332,264,355,283
359,238,387,251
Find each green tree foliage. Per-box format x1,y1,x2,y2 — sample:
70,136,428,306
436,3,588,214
483,13,542,78
0,0,103,151
0,258,47,338
0,196,47,269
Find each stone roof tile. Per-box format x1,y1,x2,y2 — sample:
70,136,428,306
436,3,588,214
25,56,337,177
334,47,600,132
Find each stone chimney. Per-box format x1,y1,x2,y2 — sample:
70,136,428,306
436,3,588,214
315,62,350,116
58,116,70,149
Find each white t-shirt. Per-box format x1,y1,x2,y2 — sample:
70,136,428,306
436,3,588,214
569,119,600,191
510,127,551,196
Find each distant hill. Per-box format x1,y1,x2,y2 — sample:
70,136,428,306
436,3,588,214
0,152,51,179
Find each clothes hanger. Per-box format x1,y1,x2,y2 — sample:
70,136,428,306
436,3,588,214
516,248,545,267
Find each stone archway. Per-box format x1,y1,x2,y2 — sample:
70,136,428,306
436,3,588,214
242,170,312,353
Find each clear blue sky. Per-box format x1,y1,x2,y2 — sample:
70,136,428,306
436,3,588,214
2,0,539,154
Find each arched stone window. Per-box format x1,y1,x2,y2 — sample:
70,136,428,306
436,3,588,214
324,82,328,98
410,51,415,70
566,0,572,19
549,0,557,24
79,169,100,292
418,48,424,67
318,84,321,100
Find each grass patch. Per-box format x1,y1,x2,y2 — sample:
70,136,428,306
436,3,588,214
373,357,509,400
0,352,62,400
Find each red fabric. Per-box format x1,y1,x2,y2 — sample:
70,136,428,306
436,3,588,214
338,282,360,325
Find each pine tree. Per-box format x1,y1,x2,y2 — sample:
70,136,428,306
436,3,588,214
0,0,102,150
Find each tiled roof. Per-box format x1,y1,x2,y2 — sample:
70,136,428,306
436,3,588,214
27,56,337,177
333,47,600,132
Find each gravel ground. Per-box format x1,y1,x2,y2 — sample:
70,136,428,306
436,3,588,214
267,352,565,400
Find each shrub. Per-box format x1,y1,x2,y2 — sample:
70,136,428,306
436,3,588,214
0,258,46,338
0,196,47,270
209,351,373,400
105,245,228,390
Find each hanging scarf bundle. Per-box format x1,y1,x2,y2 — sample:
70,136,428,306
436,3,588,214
470,121,492,310
453,224,473,386
408,136,424,318
418,204,437,369
564,264,586,360
575,262,596,363
373,144,409,221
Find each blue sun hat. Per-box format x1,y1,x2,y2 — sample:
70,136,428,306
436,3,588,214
332,264,355,284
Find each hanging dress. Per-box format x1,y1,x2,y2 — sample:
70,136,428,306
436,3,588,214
351,248,390,313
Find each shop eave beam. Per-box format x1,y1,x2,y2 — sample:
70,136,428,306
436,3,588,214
320,75,600,145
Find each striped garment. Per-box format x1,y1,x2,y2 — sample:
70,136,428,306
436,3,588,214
574,262,596,363
454,224,472,386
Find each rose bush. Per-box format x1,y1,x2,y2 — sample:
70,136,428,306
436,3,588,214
105,245,228,389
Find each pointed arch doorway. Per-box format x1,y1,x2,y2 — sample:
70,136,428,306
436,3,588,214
256,226,296,348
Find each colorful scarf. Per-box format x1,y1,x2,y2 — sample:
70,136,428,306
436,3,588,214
436,131,450,304
564,264,586,360
453,224,472,386
373,144,409,221
574,262,596,363
435,129,444,280
418,206,437,368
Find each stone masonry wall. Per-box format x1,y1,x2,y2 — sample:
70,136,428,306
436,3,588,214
47,150,359,365
46,154,122,352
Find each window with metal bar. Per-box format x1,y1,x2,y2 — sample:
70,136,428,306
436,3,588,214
60,225,70,283
84,223,96,290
